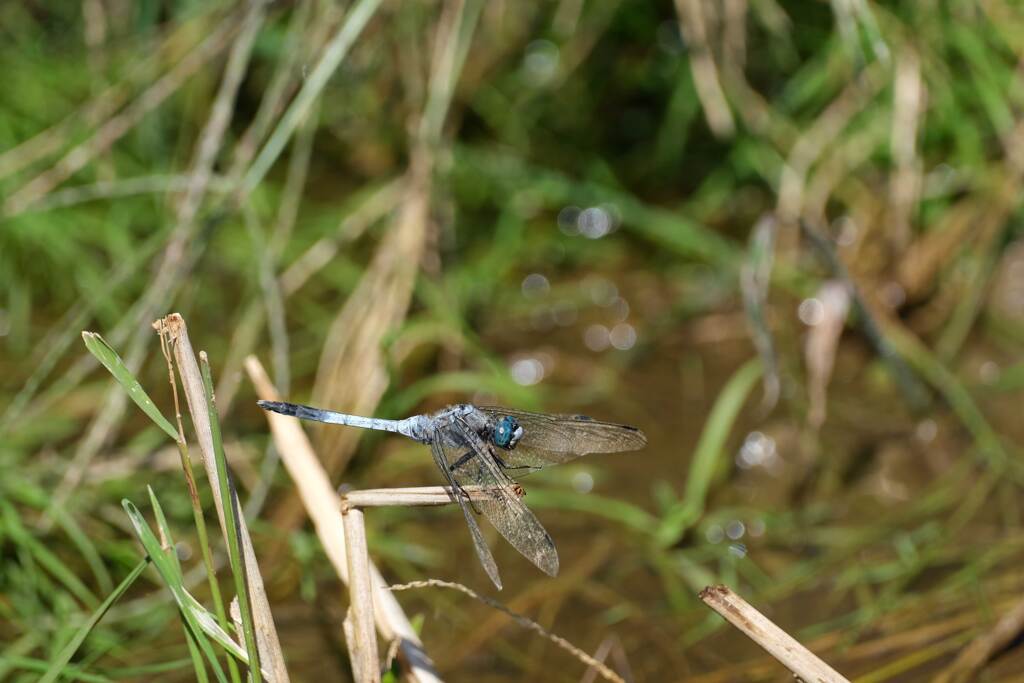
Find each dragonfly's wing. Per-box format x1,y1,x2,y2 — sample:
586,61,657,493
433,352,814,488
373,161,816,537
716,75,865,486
428,434,503,590
479,406,646,461
445,419,559,577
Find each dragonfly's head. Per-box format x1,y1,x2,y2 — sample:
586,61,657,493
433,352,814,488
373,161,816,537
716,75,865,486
492,415,523,450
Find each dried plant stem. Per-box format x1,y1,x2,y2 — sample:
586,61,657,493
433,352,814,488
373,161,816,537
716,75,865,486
674,0,735,137
159,315,288,682
246,356,442,683
158,327,241,683
342,507,381,683
389,580,625,683
699,585,849,683
935,594,1024,683
342,486,516,507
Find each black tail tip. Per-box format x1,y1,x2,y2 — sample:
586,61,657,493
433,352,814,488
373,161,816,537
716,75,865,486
257,400,281,412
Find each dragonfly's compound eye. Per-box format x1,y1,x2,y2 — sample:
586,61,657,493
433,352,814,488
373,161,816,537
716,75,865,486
493,416,522,450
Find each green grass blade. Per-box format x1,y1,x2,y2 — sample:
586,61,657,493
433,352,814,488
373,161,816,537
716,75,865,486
523,489,657,534
243,0,384,195
122,499,230,683
4,476,113,594
4,655,113,683
199,355,262,683
81,332,179,441
656,358,763,546
153,479,239,683
39,557,149,683
0,499,99,609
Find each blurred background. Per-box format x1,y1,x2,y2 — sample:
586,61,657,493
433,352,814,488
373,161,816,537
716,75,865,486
3,0,1024,680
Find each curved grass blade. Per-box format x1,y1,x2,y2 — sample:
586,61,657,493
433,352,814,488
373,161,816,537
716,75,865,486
200,355,263,682
122,499,231,683
656,358,763,546
38,557,149,683
81,332,178,441
5,475,113,594
0,498,99,609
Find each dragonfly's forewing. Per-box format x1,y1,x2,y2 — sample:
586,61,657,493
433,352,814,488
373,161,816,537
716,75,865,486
446,420,559,577
429,435,503,590
479,407,646,470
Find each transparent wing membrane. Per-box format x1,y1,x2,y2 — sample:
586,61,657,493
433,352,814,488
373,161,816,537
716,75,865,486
446,419,559,577
428,433,503,590
480,406,647,463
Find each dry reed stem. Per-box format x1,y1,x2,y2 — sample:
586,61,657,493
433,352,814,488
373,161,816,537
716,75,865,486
389,580,626,683
674,0,735,137
699,585,849,683
805,281,850,430
934,595,1024,683
245,355,442,683
158,315,289,682
342,486,517,507
24,174,231,212
174,0,267,225
776,62,887,225
686,589,1024,683
3,9,240,216
307,153,429,475
888,48,925,249
341,507,381,683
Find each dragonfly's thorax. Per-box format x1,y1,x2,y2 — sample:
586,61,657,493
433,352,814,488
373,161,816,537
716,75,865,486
425,404,522,451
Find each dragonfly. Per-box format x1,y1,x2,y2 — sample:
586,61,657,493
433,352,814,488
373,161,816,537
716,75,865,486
257,399,646,589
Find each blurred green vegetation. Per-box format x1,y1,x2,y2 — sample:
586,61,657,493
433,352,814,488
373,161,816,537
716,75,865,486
2,0,1024,680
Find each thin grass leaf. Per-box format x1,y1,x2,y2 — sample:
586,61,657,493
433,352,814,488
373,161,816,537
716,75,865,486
38,557,149,683
121,499,230,683
183,627,211,683
243,0,384,195
522,489,657,534
656,358,763,546
0,499,99,609
148,485,182,574
5,655,113,683
139,493,257,668
199,355,262,683
81,331,178,441
4,476,113,594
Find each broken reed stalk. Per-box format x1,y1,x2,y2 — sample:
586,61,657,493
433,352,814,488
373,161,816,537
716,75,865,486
699,585,850,683
341,506,380,683
342,486,515,507
245,355,442,683
157,314,288,682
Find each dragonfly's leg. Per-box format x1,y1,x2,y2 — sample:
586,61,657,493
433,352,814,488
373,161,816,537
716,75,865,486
449,450,483,515
501,464,542,475
449,449,476,473
489,451,540,475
